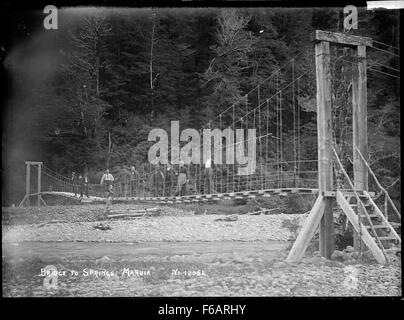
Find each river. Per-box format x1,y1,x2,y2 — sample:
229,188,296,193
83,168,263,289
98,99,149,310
3,240,288,260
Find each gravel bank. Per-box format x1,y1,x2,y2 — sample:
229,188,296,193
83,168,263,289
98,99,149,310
2,214,304,243
2,204,194,226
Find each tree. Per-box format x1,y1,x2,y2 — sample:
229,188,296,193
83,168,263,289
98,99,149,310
60,14,112,140
202,9,255,114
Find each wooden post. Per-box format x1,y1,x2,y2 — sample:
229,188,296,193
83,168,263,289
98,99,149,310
352,45,368,249
37,163,42,206
26,163,31,206
315,40,334,259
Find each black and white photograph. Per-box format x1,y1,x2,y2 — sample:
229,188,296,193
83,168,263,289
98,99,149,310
1,1,402,301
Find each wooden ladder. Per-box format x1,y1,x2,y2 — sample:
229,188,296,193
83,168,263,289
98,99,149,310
332,147,401,264
337,191,401,264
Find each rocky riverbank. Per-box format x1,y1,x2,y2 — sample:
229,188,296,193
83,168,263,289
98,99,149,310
2,214,305,243
1,204,194,226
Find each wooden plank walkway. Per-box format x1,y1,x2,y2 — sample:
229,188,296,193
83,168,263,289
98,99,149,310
34,188,375,205
112,188,319,204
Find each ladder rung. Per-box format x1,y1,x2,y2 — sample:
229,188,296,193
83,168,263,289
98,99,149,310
345,194,369,198
389,222,401,228
350,203,372,207
365,224,390,229
363,213,380,219
384,247,401,253
377,236,398,241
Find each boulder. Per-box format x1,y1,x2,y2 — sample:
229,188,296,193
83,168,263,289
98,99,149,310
342,252,350,261
331,250,344,261
362,250,376,262
350,252,359,260
312,251,321,257
344,245,355,253
214,214,238,222
93,223,111,231
305,256,327,266
95,256,111,265
272,260,289,268
324,260,345,268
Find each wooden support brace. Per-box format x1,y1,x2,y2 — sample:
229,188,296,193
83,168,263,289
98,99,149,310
286,195,326,262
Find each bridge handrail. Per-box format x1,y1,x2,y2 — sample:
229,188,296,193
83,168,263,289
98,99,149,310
356,147,401,220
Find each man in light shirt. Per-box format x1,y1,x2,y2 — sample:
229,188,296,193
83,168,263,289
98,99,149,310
174,161,188,196
100,169,114,197
204,157,215,194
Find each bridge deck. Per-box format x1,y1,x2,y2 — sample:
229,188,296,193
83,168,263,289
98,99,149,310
33,188,375,205
35,191,104,201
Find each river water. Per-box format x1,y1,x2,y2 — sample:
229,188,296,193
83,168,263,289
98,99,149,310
3,241,288,260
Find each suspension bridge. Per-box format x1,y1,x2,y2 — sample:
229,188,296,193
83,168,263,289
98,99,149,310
18,30,401,264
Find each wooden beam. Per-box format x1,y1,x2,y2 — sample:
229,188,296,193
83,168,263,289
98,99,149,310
352,45,368,249
312,30,372,47
40,196,47,206
319,197,334,258
26,163,31,207
286,195,326,262
25,161,43,165
18,195,28,208
316,41,333,193
315,40,334,259
37,163,42,206
336,191,386,264
352,45,368,191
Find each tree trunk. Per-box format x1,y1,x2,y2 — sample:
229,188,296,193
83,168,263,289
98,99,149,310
150,13,156,118
96,56,100,97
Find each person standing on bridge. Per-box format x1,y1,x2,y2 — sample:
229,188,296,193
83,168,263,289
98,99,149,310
78,174,84,198
204,157,215,194
129,165,138,197
174,161,188,196
84,174,89,198
71,171,78,196
115,166,131,197
100,169,115,198
79,173,89,198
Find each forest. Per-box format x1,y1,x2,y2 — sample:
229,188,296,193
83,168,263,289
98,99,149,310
3,6,400,206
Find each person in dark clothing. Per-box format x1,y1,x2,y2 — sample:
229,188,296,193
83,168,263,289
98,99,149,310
150,165,166,197
71,171,77,196
83,174,89,198
115,166,130,197
129,166,138,197
78,174,84,198
165,164,175,196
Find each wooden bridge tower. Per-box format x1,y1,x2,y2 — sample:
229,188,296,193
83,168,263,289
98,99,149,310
287,30,372,261
18,161,46,207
